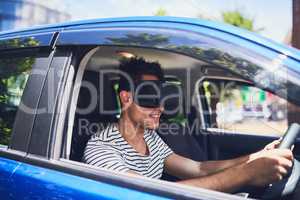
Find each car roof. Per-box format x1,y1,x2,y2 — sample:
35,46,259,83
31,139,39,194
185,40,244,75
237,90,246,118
1,16,300,62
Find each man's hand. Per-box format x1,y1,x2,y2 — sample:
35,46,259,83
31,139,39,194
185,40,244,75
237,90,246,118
249,138,294,161
165,139,294,192
262,138,294,151
263,138,282,150
244,149,293,187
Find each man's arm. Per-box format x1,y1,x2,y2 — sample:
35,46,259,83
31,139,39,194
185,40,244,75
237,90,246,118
164,139,283,179
164,148,293,193
164,153,249,179
177,163,250,193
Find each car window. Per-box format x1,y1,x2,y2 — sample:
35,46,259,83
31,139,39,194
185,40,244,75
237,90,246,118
66,46,193,162
202,80,288,136
0,56,35,146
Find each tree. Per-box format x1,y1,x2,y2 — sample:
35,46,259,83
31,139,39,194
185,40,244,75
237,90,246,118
0,38,37,145
222,10,263,32
154,8,167,16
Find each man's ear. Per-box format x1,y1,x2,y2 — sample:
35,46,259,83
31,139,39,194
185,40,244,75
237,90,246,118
119,91,132,105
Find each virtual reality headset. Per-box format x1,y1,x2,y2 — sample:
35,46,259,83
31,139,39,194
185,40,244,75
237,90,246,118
121,80,180,108
133,80,163,108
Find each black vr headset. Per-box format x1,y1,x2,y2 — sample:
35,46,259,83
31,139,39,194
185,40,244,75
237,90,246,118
133,80,163,108
121,80,181,109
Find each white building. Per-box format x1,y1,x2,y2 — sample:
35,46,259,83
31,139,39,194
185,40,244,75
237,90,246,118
0,0,71,31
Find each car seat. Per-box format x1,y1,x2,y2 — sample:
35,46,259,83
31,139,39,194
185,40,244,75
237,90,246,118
158,81,207,181
70,70,118,161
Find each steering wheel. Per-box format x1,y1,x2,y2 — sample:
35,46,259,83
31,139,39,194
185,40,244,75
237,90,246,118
261,123,300,199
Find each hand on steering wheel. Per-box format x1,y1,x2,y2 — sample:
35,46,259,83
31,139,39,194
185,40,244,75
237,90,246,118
260,123,300,199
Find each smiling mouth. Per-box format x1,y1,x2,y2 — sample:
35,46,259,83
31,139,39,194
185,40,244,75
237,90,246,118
149,113,161,119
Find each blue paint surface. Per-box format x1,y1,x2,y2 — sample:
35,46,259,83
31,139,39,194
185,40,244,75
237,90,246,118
0,157,170,200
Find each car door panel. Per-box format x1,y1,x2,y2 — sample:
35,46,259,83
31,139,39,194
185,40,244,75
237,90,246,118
202,131,278,160
5,158,169,200
198,130,300,162
0,157,21,197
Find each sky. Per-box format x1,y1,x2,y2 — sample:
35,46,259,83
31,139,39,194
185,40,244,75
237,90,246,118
62,0,292,43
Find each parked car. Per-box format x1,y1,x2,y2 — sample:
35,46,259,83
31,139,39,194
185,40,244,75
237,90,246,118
1,16,300,200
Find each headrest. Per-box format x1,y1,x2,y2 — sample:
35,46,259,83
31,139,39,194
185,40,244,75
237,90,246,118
76,70,119,124
160,81,184,120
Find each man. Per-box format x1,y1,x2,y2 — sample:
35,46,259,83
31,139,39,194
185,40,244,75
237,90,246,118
83,57,293,193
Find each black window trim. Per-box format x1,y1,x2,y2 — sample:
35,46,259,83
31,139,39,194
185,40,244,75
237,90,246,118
0,32,57,51
27,50,73,157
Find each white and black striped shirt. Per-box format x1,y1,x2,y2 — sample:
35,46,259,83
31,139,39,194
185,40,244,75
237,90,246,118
83,123,173,179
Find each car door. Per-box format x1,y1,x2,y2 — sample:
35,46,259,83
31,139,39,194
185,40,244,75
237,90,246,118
0,39,172,200
41,17,300,199
0,32,166,200
28,18,253,200
3,17,300,200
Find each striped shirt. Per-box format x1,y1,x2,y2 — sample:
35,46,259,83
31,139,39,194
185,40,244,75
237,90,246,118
83,123,173,179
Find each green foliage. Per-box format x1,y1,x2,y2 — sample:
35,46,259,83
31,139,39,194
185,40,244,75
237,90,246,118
222,11,255,31
0,37,39,49
0,38,36,145
154,8,167,16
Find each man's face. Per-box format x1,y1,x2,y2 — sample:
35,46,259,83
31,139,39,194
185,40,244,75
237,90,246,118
120,74,164,130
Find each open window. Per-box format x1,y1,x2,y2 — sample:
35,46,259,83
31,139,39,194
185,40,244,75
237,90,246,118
64,46,210,164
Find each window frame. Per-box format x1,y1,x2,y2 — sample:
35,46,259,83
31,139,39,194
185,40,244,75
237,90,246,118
26,49,73,157
0,44,244,200
197,75,290,136
44,46,244,200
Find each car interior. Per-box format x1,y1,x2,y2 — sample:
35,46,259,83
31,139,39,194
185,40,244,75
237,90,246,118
64,46,300,199
69,47,206,161
70,47,230,166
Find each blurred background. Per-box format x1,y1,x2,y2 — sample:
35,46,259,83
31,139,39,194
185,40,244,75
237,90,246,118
0,0,299,48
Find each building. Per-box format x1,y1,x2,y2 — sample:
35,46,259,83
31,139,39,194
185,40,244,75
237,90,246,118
0,0,71,32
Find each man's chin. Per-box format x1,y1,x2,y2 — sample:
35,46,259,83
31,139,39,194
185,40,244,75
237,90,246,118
144,123,160,130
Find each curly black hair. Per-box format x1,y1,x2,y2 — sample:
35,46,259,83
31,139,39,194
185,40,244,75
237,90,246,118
118,57,164,92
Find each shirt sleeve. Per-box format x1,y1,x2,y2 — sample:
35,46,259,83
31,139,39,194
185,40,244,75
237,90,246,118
154,131,174,159
83,142,129,173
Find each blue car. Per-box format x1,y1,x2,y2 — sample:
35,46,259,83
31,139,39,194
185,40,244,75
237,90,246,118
0,16,300,200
